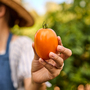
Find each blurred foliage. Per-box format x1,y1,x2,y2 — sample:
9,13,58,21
45,0,90,90
11,0,90,90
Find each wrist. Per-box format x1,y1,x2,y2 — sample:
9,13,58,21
32,82,44,88
30,78,46,90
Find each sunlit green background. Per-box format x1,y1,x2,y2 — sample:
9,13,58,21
11,0,90,90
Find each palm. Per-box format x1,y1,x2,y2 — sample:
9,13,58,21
32,59,53,83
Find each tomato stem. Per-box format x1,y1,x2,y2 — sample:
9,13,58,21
42,21,48,29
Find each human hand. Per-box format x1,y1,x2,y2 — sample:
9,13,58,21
31,36,72,84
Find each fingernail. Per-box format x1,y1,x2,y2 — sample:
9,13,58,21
50,52,55,57
60,46,62,50
39,58,44,63
58,46,63,51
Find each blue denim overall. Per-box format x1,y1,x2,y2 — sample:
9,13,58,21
0,33,16,90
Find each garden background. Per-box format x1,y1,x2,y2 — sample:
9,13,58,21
11,0,90,90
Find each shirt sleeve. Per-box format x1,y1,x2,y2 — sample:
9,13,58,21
17,37,34,79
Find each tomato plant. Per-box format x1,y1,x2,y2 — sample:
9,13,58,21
34,23,58,60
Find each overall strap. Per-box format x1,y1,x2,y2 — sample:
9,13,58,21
6,33,13,53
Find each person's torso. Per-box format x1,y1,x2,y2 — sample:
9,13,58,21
0,33,16,90
0,34,34,90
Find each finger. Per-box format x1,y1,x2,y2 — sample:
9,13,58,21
57,36,63,46
39,58,56,73
57,45,72,60
49,52,64,69
32,42,39,60
46,59,56,67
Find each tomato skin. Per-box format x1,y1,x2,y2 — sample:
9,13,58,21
34,28,58,60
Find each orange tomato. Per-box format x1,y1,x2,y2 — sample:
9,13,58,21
34,28,58,60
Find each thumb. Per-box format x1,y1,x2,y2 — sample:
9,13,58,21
32,42,39,60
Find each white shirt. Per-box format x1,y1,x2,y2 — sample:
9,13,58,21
9,36,34,88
